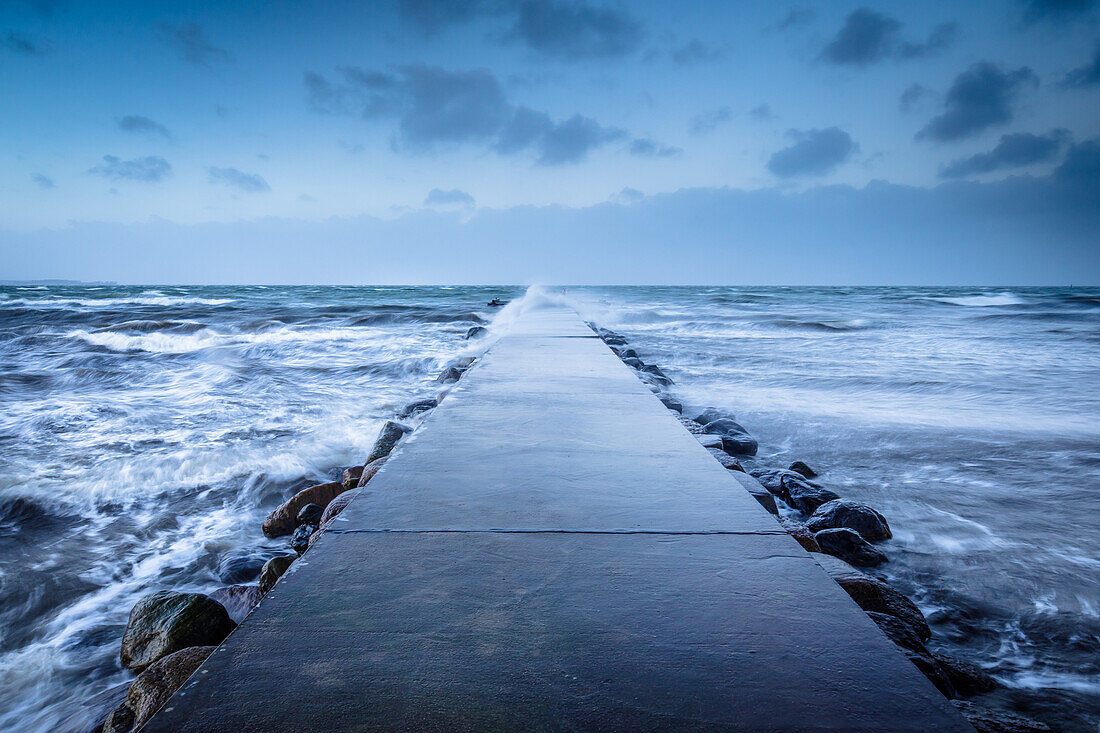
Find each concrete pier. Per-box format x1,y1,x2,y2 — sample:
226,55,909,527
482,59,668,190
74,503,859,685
145,305,972,731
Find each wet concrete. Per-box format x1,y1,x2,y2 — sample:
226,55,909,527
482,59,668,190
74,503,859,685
145,305,972,731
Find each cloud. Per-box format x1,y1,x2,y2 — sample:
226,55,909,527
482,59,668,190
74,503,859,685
539,114,625,164
1064,42,1100,88
916,62,1037,142
117,115,171,138
509,0,644,60
1021,0,1096,25
611,186,644,203
819,8,900,66
767,127,858,177
10,152,1098,285
749,104,775,121
397,0,489,34
898,22,957,59
689,106,732,135
425,188,476,206
161,23,229,68
31,173,54,189
88,155,171,183
306,64,624,164
208,167,270,193
819,9,955,66
670,39,722,65
2,31,45,55
773,7,815,31
628,138,681,157
939,130,1071,177
899,83,932,113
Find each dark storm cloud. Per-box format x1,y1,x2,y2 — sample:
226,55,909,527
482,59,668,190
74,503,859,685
305,64,625,164
669,39,722,65
1064,42,1100,87
2,30,44,54
767,127,858,178
1021,0,1096,25
749,104,775,121
1049,137,1100,185
425,188,475,206
207,167,270,193
31,173,54,189
689,106,732,135
899,83,931,113
819,9,955,67
917,63,1037,143
88,155,171,183
117,115,171,138
939,130,1071,178
509,0,644,60
161,23,229,68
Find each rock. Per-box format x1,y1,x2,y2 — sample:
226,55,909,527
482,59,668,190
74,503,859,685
601,334,628,346
660,397,684,414
641,364,671,383
291,523,317,555
214,549,269,584
696,433,724,450
365,421,411,464
934,653,998,696
789,460,818,478
721,433,759,456
436,366,463,383
706,447,745,472
102,702,135,733
815,528,888,567
864,611,957,695
952,700,1052,733
355,456,388,488
703,418,748,435
728,472,778,514
119,591,235,671
208,585,263,624
296,503,323,526
465,326,488,339
641,371,673,387
619,348,638,359
779,517,821,552
320,488,361,525
815,554,930,641
785,481,840,514
749,468,821,503
806,499,892,542
622,357,643,369
398,398,437,419
341,465,364,491
693,407,734,426
259,555,295,594
678,415,705,434
262,481,345,538
124,646,216,730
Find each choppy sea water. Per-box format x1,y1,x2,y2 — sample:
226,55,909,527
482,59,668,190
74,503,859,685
0,285,1097,731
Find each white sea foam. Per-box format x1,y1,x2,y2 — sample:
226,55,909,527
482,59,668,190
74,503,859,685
933,292,1027,307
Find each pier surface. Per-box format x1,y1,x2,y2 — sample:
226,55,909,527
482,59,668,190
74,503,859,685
146,305,971,731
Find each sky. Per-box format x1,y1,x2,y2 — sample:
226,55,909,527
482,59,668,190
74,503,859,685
1,0,1098,284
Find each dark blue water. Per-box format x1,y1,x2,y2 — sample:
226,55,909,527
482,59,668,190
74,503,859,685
0,285,1097,731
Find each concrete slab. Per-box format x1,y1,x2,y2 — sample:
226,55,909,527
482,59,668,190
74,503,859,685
144,304,972,732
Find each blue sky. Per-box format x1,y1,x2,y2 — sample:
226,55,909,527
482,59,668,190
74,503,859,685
1,0,1098,283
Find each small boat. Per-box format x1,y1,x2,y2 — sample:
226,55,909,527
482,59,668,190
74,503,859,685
487,298,506,307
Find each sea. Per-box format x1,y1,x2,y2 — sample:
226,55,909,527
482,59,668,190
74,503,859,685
0,285,1097,731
